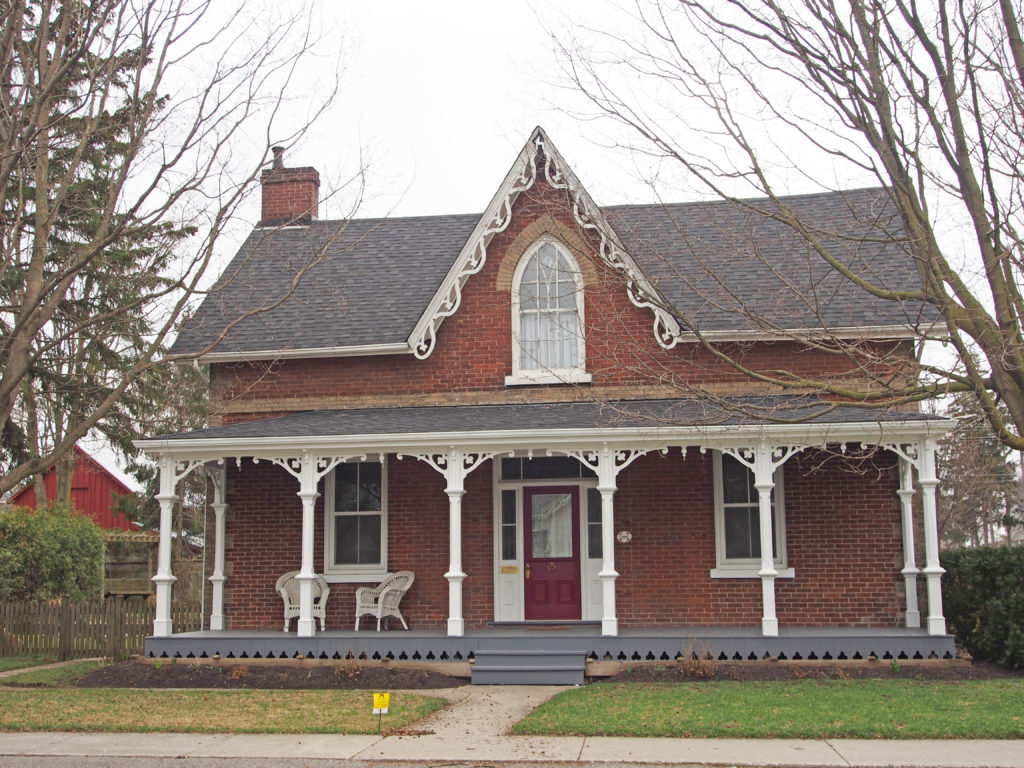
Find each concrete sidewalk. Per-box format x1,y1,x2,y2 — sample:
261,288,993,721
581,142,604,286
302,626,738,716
0,683,1021,766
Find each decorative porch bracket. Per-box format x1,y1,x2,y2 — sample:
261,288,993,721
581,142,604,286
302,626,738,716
566,444,667,636
207,462,228,632
266,451,358,637
153,456,205,637
723,440,805,637
884,440,944,635
406,449,495,636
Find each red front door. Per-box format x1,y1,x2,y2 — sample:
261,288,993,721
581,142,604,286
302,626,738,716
523,486,581,620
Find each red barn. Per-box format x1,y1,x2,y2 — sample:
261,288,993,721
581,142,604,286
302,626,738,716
10,446,135,530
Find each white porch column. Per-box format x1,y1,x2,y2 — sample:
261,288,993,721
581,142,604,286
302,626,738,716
918,438,946,635
898,458,921,629
752,442,779,637
269,452,351,638
569,445,658,637
152,455,202,638
445,464,467,638
208,464,228,632
412,448,493,637
296,450,320,638
595,446,620,637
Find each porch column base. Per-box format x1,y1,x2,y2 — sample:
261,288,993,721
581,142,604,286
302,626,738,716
209,575,227,631
923,566,946,635
759,571,778,636
447,618,465,636
902,569,921,629
445,570,466,636
153,618,173,637
601,617,618,636
297,618,317,637
152,573,177,638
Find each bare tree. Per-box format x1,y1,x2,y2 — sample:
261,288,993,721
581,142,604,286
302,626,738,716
555,0,1024,447
0,0,359,498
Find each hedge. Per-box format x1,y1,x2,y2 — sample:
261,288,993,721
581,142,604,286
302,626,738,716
942,545,1024,667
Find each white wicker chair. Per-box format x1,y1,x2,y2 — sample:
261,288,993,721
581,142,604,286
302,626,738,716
354,571,415,631
275,570,330,632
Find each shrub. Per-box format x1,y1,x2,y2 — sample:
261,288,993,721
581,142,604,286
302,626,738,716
0,503,104,601
942,545,1024,667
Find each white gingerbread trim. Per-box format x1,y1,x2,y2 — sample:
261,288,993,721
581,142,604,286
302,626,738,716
406,127,681,360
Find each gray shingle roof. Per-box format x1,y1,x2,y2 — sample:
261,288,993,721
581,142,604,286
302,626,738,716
605,188,929,334
172,188,927,357
172,214,479,356
153,396,935,442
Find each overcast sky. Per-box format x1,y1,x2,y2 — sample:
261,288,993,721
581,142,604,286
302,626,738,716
290,0,652,220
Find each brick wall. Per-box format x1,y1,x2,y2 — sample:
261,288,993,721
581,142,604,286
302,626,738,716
218,449,904,630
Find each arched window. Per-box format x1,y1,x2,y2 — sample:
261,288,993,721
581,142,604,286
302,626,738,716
506,239,590,385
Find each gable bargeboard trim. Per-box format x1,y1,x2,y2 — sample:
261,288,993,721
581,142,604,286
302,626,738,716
405,126,680,361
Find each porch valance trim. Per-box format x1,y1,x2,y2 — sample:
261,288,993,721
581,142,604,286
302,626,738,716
135,398,949,459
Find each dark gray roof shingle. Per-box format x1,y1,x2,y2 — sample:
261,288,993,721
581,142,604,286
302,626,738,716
605,188,928,334
172,188,927,357
154,396,935,442
172,214,479,356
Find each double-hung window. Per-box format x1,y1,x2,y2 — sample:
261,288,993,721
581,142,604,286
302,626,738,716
324,460,386,579
711,452,792,578
506,239,590,385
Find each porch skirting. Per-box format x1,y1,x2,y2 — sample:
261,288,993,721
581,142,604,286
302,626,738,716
145,626,955,665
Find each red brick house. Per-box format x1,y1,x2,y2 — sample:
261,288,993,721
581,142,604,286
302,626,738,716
10,445,134,530
138,129,953,680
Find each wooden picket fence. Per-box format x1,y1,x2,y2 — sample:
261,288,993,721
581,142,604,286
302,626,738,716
0,597,202,660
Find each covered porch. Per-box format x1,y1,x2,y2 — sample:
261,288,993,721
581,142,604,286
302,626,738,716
135,397,953,659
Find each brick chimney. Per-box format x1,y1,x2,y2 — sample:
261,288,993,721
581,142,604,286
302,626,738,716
259,146,320,226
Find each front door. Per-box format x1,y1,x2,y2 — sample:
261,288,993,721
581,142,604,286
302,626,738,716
523,486,581,620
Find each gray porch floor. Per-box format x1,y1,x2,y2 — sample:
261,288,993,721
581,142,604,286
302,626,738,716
145,624,956,662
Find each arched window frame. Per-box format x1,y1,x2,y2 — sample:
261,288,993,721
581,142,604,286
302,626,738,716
505,237,591,386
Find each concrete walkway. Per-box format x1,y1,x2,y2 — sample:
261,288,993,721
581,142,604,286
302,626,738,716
0,675,1022,766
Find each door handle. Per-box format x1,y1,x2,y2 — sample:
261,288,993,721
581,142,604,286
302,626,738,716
525,563,531,580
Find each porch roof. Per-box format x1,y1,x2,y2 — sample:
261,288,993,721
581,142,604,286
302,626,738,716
137,396,948,457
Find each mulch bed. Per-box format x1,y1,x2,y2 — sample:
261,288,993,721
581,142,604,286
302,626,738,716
76,660,465,690
602,658,1023,683
72,657,1021,690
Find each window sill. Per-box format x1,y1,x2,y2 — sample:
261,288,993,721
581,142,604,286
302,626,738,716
323,570,388,584
505,370,592,387
710,566,795,579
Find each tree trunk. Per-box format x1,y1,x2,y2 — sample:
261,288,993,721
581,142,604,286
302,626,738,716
55,451,75,505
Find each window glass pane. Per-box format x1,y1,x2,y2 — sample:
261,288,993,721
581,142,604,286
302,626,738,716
586,488,601,523
531,493,573,558
722,455,754,504
724,506,756,559
335,515,359,564
520,456,592,479
501,490,516,524
358,462,382,511
500,458,522,480
335,463,359,510
501,490,517,561
587,487,602,559
335,513,381,565
517,245,580,372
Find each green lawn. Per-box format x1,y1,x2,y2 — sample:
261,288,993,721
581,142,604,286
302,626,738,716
0,661,447,734
513,679,1024,739
0,687,446,734
1,660,103,686
0,656,53,673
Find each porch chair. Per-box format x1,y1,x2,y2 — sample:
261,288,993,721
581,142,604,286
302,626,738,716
275,570,330,632
354,570,415,631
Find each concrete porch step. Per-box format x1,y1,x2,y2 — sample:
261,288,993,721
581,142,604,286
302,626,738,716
471,648,586,685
